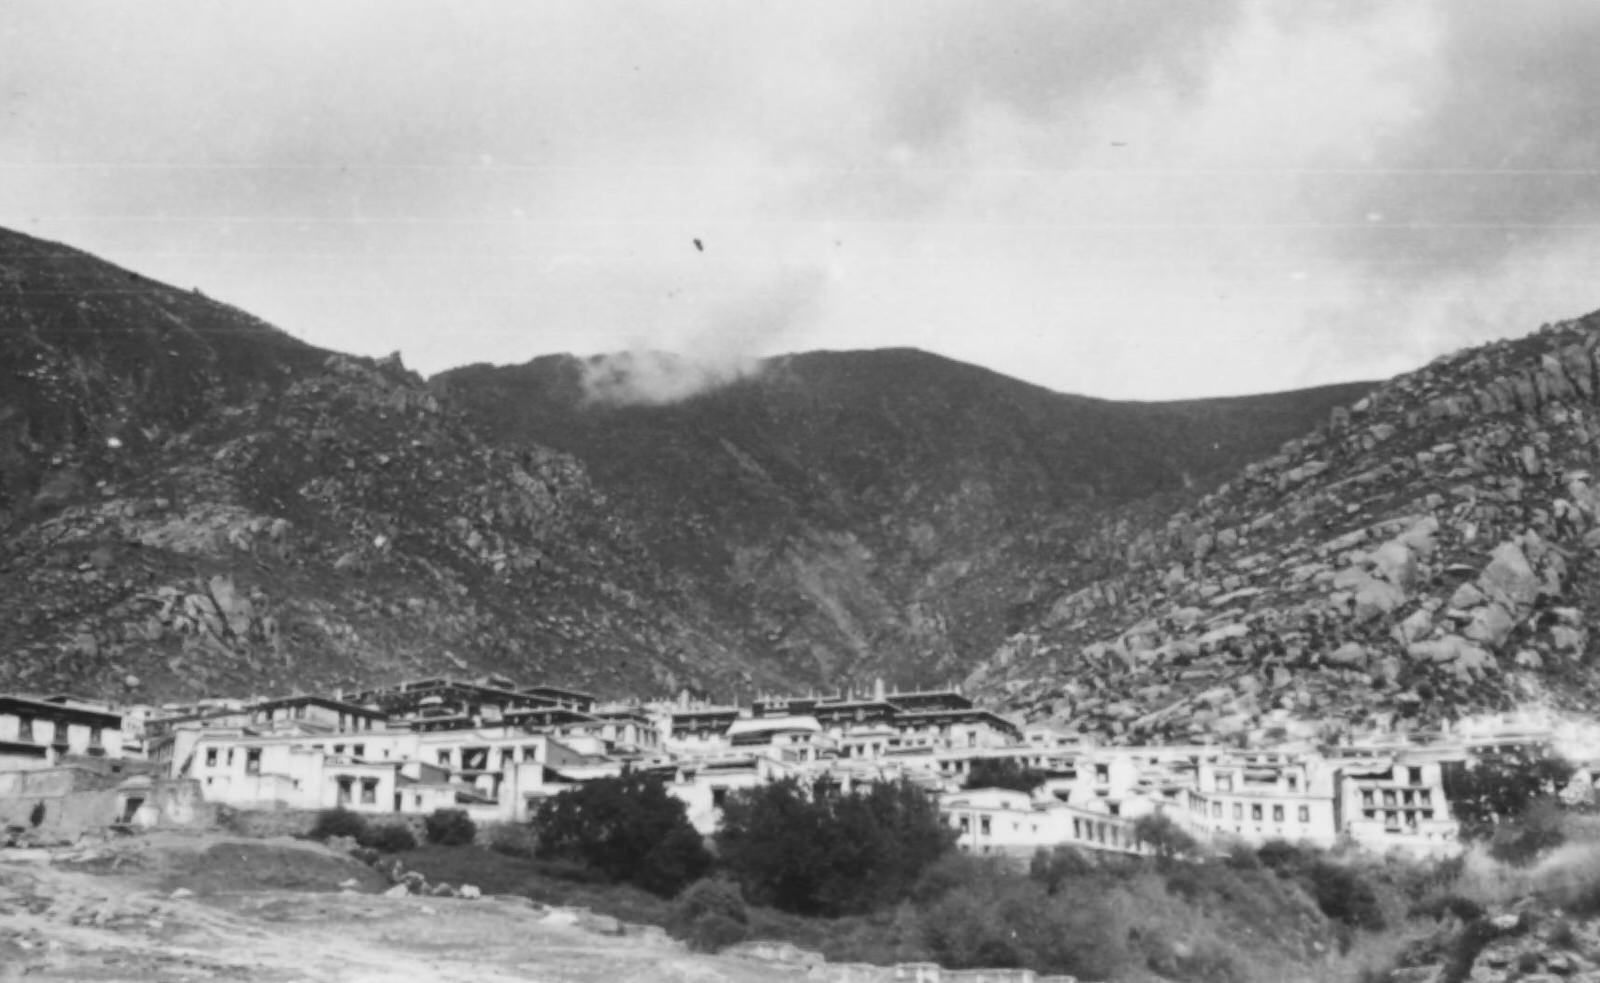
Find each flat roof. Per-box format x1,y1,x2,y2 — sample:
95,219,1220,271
0,695,122,728
250,695,389,718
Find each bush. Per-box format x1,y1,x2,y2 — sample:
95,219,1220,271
359,821,417,853
1027,845,1093,895
28,801,45,828
1133,812,1199,861
424,808,476,846
1256,839,1311,875
534,771,711,897
669,878,750,952
962,758,1047,793
488,822,538,859
1444,747,1575,839
1487,797,1566,866
309,807,370,842
716,777,954,916
1303,860,1386,932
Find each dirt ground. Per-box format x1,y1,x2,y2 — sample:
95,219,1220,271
0,832,806,982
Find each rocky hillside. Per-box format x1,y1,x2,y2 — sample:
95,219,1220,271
0,226,1372,704
971,312,1600,742
437,351,1370,688
0,228,760,701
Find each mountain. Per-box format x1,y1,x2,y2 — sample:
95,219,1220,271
969,312,1600,743
0,228,752,702
435,351,1370,689
0,224,1373,704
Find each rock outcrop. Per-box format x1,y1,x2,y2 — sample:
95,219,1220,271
974,312,1600,741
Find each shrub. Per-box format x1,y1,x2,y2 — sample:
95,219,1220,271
716,777,954,916
309,807,370,842
1487,797,1566,867
669,878,750,952
488,822,538,859
1028,845,1094,895
424,808,476,846
1256,839,1311,875
1444,747,1575,839
359,821,417,853
962,758,1047,793
28,801,45,828
1222,840,1262,871
534,771,710,897
1133,812,1199,861
1304,860,1386,932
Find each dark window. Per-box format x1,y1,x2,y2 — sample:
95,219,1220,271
980,816,991,836
1298,806,1310,823
1272,805,1284,823
245,749,261,775
1251,803,1263,822
360,779,378,805
19,717,33,742
336,777,353,806
205,748,218,767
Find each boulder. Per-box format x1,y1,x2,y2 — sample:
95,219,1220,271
1352,576,1406,623
1368,541,1416,587
1479,541,1540,611
1326,642,1368,667
1449,582,1487,610
1462,602,1517,648
1407,635,1490,665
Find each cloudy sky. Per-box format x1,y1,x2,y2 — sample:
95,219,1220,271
3,1,1599,399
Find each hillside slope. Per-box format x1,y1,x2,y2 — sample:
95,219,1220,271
437,351,1370,688
0,229,754,701
0,224,1380,704
972,311,1600,742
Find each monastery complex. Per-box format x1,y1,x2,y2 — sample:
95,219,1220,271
2,678,1593,859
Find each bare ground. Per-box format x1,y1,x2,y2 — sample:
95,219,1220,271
0,832,802,983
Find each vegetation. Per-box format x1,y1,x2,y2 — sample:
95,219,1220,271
486,821,538,859
1132,811,1200,862
668,878,750,952
532,771,710,897
424,808,477,847
1444,747,1574,839
359,821,418,853
960,758,1047,793
715,777,954,916
308,807,370,842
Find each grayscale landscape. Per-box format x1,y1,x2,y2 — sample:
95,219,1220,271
6,4,1600,981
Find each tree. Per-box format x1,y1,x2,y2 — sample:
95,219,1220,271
1132,812,1199,862
715,777,955,916
1443,746,1575,839
962,758,1047,793
533,770,710,897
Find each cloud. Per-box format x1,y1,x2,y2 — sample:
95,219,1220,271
577,267,825,406
1323,2,1600,275
855,0,1244,151
3,1,1600,402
